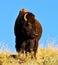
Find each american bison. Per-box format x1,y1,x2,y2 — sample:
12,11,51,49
14,9,42,58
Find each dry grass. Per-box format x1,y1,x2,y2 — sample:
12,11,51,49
0,48,58,65
0,42,58,65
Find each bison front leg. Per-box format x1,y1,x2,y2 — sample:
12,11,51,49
31,38,38,59
29,39,37,59
34,38,38,59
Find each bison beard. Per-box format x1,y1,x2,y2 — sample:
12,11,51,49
14,9,42,58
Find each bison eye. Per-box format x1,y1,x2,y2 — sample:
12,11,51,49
24,22,28,26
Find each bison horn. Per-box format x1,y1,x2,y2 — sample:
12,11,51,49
24,13,28,21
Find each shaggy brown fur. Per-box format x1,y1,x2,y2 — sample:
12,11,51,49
14,9,42,58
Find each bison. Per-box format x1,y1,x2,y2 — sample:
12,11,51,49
14,9,42,58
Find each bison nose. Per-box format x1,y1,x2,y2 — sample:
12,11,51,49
32,35,35,38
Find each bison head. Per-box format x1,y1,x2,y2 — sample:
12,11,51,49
21,12,38,39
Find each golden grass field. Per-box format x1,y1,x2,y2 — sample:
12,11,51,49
0,43,58,65
0,42,58,65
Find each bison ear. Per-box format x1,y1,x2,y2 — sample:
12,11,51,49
24,13,28,21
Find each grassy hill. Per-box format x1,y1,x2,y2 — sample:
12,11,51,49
0,48,58,65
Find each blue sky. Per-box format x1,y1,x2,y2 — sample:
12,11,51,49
0,0,58,52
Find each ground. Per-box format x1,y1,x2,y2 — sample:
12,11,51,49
0,48,58,65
